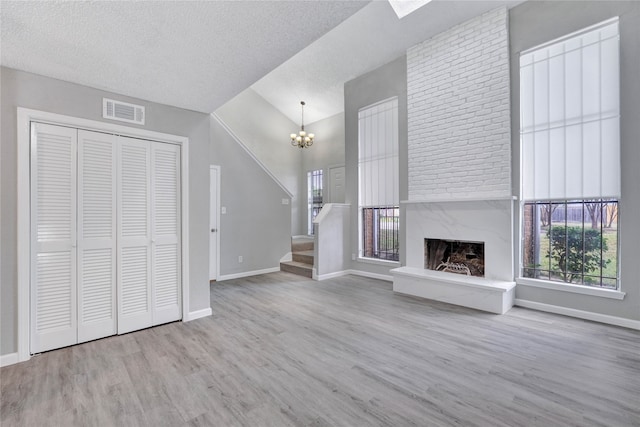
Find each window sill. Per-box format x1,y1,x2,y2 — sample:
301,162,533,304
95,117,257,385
516,277,625,300
357,257,400,267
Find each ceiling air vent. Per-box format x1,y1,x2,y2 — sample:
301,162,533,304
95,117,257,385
103,98,145,125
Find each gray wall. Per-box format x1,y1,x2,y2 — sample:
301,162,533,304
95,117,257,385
215,88,303,235
1,67,212,355
302,112,346,235
344,56,408,277
210,118,291,276
510,1,640,321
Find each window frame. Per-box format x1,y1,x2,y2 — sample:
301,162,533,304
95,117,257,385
517,18,623,295
357,96,400,263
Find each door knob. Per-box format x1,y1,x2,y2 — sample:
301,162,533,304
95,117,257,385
211,228,217,232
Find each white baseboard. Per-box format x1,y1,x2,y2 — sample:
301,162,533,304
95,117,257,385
184,307,213,322
514,299,640,330
218,267,280,281
1,352,19,367
315,270,349,281
346,269,393,282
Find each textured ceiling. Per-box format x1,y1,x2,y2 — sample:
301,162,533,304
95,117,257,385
252,0,523,124
0,0,368,113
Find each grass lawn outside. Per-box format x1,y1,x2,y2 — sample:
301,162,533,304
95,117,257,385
535,222,618,288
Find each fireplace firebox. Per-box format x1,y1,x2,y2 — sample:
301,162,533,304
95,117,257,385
424,239,485,277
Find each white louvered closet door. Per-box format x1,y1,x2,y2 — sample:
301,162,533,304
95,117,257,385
151,143,182,325
117,137,153,334
77,130,117,343
31,123,78,353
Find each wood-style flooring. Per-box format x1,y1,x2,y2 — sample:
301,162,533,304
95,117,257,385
2,272,640,426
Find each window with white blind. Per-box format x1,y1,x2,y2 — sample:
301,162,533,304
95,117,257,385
520,18,620,289
358,97,399,262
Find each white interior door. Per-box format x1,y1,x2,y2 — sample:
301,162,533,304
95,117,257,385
30,123,78,353
151,143,182,325
77,130,117,343
209,166,219,281
329,165,345,203
117,137,152,334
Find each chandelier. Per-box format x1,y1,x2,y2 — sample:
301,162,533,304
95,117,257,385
290,101,314,148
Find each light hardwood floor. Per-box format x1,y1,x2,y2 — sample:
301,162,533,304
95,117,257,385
2,272,640,426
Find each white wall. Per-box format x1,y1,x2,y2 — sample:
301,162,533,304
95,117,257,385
302,112,346,235
215,88,304,235
407,7,511,201
210,118,292,277
509,1,640,323
344,56,409,277
1,68,211,355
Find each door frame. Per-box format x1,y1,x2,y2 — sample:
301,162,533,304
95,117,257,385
17,107,191,363
209,165,220,281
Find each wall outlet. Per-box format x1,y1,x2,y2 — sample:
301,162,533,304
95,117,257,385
352,253,356,261
282,198,290,205
221,207,227,214
238,255,243,263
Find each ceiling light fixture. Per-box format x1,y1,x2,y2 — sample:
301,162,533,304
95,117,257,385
290,101,314,148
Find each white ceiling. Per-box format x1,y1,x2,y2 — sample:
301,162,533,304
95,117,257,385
1,0,523,124
252,0,523,125
0,0,368,113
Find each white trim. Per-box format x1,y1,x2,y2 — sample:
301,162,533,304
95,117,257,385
314,269,394,282
514,299,640,330
401,196,517,204
211,113,293,198
346,269,393,282
210,165,221,281
218,267,280,281
184,308,213,322
17,107,191,362
517,277,625,300
0,352,19,367
314,270,349,281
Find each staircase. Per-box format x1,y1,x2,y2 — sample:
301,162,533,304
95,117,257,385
280,236,314,278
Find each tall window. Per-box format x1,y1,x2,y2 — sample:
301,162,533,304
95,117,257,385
520,18,620,288
307,169,323,235
358,97,399,261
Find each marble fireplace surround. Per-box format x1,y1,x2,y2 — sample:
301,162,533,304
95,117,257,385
391,198,516,314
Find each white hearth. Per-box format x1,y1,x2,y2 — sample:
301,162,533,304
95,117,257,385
391,198,516,314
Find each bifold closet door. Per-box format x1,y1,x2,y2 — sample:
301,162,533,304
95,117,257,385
151,143,182,324
117,137,153,334
117,137,181,334
31,123,78,353
77,130,117,343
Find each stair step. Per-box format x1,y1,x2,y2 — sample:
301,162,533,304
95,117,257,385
292,250,314,265
280,261,313,278
292,236,314,252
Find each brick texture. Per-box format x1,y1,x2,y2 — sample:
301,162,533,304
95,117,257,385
407,8,511,200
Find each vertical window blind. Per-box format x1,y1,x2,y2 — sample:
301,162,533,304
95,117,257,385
358,97,399,207
520,18,620,201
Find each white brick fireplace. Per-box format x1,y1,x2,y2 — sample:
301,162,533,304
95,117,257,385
391,7,516,314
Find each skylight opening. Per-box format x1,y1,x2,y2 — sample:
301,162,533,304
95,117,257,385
388,0,433,19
